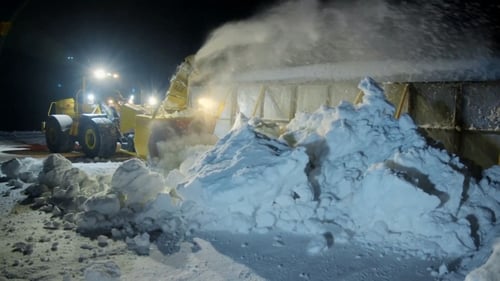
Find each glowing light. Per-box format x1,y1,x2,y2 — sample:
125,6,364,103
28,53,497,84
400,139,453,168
108,99,114,105
92,68,119,80
87,93,95,104
93,69,106,79
198,97,216,111
148,96,158,106
128,95,135,104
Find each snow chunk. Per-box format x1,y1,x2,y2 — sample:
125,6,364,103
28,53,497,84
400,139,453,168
111,158,167,207
82,193,121,216
84,261,121,281
52,167,100,200
38,154,73,187
126,232,151,255
1,158,21,179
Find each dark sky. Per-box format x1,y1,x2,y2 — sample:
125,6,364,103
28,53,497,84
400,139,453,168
0,0,498,131
0,0,277,130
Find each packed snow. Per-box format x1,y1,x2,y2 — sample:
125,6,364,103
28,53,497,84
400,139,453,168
1,77,499,280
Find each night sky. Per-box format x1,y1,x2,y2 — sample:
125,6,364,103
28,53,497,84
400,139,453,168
0,0,277,131
0,0,499,131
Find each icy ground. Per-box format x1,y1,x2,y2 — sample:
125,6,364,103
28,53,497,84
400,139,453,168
0,77,499,281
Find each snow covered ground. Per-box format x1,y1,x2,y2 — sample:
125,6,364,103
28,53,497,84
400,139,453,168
0,77,499,281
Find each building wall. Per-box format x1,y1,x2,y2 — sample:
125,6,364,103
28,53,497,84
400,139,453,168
205,80,500,168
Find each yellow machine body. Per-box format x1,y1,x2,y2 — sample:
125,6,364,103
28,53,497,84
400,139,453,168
119,103,144,134
44,55,222,160
130,55,221,159
46,97,103,137
161,55,193,111
50,98,76,117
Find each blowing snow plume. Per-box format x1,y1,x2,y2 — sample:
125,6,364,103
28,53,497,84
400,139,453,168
194,0,500,83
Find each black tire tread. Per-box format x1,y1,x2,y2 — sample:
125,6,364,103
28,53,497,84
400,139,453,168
79,118,117,158
45,116,73,153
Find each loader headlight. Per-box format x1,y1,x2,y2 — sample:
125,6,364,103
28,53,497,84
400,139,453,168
93,68,119,80
147,96,158,106
128,95,135,104
93,69,107,80
86,93,95,104
198,97,216,111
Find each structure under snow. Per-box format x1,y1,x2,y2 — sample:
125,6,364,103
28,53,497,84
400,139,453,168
4,77,500,279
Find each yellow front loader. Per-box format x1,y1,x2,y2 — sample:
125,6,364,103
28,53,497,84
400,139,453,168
44,55,223,160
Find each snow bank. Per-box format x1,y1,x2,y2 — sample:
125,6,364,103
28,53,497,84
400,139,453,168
174,77,500,259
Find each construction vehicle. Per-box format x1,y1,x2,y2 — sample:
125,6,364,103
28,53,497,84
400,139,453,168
43,56,221,160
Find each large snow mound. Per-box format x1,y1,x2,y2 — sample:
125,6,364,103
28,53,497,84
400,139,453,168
174,77,500,258
179,115,315,233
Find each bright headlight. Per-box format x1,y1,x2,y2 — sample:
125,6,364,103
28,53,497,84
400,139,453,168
148,96,158,106
128,95,135,104
198,97,216,111
93,69,106,80
87,93,95,104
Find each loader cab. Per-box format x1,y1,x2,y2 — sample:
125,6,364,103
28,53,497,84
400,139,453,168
80,81,125,119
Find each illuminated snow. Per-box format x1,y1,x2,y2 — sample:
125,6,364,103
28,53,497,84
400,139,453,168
1,77,499,280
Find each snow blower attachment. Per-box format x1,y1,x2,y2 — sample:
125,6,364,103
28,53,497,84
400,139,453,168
43,55,222,160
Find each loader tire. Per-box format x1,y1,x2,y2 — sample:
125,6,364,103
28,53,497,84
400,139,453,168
45,115,74,153
79,117,117,158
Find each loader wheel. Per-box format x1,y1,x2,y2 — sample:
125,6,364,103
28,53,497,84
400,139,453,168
79,118,117,158
45,115,74,153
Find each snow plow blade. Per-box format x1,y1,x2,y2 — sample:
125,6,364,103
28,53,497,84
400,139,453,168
134,114,218,160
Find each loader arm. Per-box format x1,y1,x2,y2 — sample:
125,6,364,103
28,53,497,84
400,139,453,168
159,55,195,113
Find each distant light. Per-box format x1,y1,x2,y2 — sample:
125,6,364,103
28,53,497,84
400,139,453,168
66,56,74,60
128,95,135,104
147,96,158,106
93,69,106,79
112,73,119,79
108,99,114,105
57,83,62,88
87,93,95,104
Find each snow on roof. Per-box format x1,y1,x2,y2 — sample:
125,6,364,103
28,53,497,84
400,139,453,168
233,58,500,84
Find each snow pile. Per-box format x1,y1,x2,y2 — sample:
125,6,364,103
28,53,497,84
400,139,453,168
173,77,500,259
13,154,173,253
179,116,315,233
282,77,479,256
